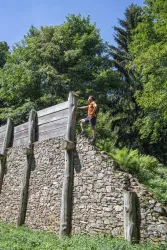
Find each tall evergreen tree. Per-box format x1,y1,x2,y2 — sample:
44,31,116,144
110,3,142,83
108,4,143,148
0,41,9,68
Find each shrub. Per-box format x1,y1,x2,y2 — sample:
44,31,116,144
97,140,167,205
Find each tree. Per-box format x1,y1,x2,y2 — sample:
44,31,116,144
108,4,143,148
0,41,9,68
129,0,167,162
110,3,142,82
0,15,117,124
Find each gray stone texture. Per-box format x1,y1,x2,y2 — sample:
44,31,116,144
25,138,64,233
0,134,166,243
72,135,167,243
0,147,25,223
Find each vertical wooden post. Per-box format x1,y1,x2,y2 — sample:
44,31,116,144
124,191,138,243
60,92,77,236
1,119,13,156
17,110,37,226
0,119,13,192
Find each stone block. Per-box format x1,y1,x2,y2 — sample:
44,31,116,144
114,205,123,212
106,186,112,193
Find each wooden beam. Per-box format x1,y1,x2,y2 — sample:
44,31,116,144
13,129,28,141
38,118,68,133
124,191,138,243
0,158,6,193
1,119,13,156
17,109,37,226
38,109,68,126
13,137,28,147
38,126,67,142
37,101,68,117
14,122,28,133
17,154,32,226
28,109,37,148
0,154,5,160
0,119,13,193
63,140,75,150
60,92,77,236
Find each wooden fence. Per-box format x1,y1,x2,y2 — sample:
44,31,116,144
0,100,70,153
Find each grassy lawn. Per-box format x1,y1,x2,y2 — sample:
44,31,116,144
0,222,166,250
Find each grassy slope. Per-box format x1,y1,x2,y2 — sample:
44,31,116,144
0,222,166,250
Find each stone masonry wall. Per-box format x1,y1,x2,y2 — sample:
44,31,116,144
25,138,64,233
0,147,25,223
0,135,166,243
72,135,167,243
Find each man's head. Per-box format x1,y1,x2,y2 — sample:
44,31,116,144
88,96,95,103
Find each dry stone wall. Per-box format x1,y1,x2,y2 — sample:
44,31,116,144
25,138,64,233
0,135,166,243
0,147,25,223
73,135,167,243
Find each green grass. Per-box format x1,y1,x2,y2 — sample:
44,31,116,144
0,222,166,250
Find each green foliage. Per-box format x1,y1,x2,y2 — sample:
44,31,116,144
0,15,115,125
110,3,142,82
98,141,167,204
0,222,166,250
95,111,115,139
108,4,143,150
0,41,9,68
129,0,167,145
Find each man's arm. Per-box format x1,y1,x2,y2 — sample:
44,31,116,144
77,106,88,110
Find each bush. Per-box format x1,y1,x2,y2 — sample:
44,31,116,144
97,140,167,205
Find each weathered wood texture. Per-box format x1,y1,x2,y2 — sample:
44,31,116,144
37,103,68,142
1,119,13,156
13,122,28,147
28,110,37,148
0,158,5,193
63,140,75,150
17,110,37,226
37,101,68,117
0,119,13,193
124,191,138,243
3,102,69,148
38,126,67,141
60,92,77,236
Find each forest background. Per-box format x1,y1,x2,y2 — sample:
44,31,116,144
1,0,167,204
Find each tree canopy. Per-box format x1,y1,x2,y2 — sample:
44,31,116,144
128,0,167,161
1,2,167,165
0,15,117,124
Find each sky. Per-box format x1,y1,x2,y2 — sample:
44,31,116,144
0,0,144,48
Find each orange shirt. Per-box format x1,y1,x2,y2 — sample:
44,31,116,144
88,101,97,117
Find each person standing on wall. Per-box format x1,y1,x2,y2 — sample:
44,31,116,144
78,96,97,143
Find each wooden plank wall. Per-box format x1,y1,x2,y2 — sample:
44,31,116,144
0,125,7,153
0,101,69,148
37,101,69,142
13,122,29,147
